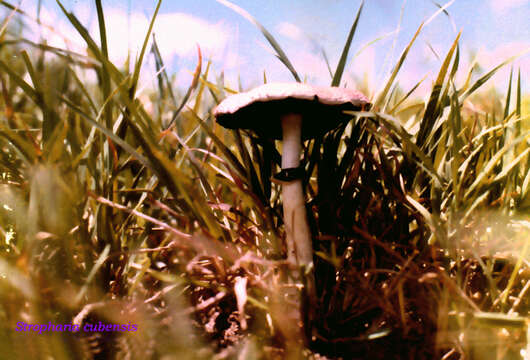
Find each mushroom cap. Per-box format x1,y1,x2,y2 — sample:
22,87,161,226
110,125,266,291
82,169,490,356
213,82,370,139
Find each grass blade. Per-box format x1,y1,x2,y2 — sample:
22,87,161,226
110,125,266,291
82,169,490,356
166,46,202,129
0,59,38,103
374,22,424,108
416,31,461,148
388,74,429,114
187,108,246,177
331,0,364,87
130,0,162,97
215,0,300,82
464,130,530,199
59,95,154,172
460,50,527,101
503,68,513,120
94,0,113,132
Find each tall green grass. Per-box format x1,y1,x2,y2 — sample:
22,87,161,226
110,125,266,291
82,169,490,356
0,0,528,359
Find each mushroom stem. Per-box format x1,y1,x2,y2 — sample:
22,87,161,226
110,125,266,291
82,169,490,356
280,114,313,269
280,114,316,340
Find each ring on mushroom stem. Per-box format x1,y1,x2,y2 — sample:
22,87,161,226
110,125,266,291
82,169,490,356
272,166,305,183
214,82,370,340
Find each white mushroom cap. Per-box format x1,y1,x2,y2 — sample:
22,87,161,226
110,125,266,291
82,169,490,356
214,82,370,139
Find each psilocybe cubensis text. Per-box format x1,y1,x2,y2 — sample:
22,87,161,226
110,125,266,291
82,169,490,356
15,321,138,334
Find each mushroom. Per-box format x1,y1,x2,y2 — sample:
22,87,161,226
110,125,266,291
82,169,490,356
214,82,370,275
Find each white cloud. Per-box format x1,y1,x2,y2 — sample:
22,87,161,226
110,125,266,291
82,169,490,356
20,5,85,52
474,42,530,67
153,13,230,61
276,21,303,41
21,4,231,66
389,41,530,99
72,1,94,26
16,3,237,91
88,9,230,65
294,50,330,82
490,0,529,13
472,42,530,90
350,46,376,82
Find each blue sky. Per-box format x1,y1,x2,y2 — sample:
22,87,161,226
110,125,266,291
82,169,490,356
11,0,530,95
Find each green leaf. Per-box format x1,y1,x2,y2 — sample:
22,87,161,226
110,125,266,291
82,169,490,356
74,244,110,304
0,0,20,39
166,46,202,129
331,0,363,87
44,118,69,163
365,111,444,187
0,59,38,103
503,68,513,120
95,0,112,131
464,130,530,199
189,109,247,177
0,126,38,163
516,68,522,135
460,50,527,101
492,147,530,183
416,31,461,148
56,0,104,67
131,0,162,97
374,22,424,108
473,312,526,329
215,0,300,82
388,74,429,114
59,95,154,172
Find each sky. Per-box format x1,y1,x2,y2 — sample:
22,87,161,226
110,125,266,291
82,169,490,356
7,0,530,97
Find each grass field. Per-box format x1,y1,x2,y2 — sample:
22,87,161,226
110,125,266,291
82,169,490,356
0,0,529,359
